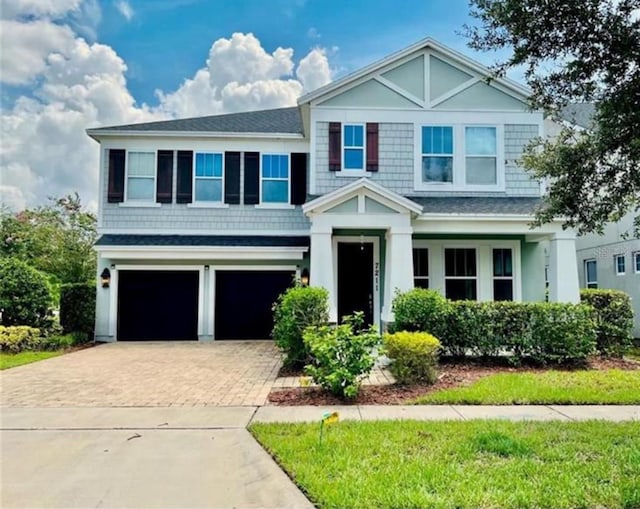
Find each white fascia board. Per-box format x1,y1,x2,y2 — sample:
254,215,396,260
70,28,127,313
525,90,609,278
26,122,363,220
86,130,304,141
94,245,308,260
298,37,531,106
413,214,566,235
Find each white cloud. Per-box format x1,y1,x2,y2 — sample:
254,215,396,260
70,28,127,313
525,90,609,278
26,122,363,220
1,23,334,211
307,27,320,39
114,0,134,21
0,0,83,19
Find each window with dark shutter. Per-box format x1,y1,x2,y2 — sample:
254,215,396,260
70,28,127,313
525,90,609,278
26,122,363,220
243,152,260,205
224,151,241,204
156,150,174,203
290,153,308,205
107,149,125,203
328,122,341,171
176,151,193,203
366,123,379,172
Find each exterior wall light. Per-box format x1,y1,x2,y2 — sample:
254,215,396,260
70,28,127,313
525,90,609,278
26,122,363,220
100,268,111,288
300,268,310,286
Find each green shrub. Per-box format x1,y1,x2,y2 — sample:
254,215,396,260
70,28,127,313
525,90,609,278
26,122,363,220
0,258,52,328
0,326,42,353
383,331,440,384
580,289,634,357
304,312,379,399
42,334,75,351
60,282,96,336
391,290,597,365
391,288,450,338
272,284,329,368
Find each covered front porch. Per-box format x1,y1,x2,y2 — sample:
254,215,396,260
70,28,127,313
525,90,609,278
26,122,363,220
302,179,580,327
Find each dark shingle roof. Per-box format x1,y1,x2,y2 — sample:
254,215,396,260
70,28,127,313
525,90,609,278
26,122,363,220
95,234,310,247
89,107,303,135
560,103,595,129
407,196,541,215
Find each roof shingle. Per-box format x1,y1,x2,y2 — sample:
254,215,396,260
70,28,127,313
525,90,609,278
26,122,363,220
95,234,310,247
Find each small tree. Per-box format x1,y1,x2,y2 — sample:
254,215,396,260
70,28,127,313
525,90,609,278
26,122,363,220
60,282,96,336
0,258,52,328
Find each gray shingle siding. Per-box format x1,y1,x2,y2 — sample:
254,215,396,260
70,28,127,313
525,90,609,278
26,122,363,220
314,122,541,197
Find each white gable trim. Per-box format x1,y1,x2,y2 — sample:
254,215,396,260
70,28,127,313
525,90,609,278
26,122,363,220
429,77,481,108
303,178,423,216
373,76,426,108
299,37,531,106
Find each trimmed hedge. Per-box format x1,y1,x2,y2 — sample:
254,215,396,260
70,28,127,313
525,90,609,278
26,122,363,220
60,283,96,336
392,290,597,365
580,289,634,357
0,326,42,353
383,331,440,385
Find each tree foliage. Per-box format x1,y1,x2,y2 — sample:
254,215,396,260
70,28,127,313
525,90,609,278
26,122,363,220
465,0,640,235
0,258,52,328
0,193,97,286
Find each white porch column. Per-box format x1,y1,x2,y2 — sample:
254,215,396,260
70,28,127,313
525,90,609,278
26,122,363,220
382,226,414,324
310,226,337,322
548,231,580,303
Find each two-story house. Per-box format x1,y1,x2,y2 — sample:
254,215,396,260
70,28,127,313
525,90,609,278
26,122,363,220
88,37,580,342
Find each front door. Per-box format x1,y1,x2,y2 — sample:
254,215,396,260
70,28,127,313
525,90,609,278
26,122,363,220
337,242,374,326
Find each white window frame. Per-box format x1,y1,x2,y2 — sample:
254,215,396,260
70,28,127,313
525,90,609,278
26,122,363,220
492,247,514,301
414,124,505,192
419,125,454,185
123,150,157,205
412,247,430,288
444,246,479,301
635,252,640,274
464,126,499,186
584,259,598,289
615,254,626,275
193,152,224,204
259,153,291,207
340,123,367,175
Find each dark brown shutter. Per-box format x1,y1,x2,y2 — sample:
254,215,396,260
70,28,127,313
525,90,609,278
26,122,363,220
366,123,379,172
107,149,125,203
176,151,193,203
328,122,341,171
224,151,241,204
290,153,308,205
243,152,260,205
156,150,174,203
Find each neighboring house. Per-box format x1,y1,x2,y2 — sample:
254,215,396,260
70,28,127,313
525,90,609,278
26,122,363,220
576,213,640,338
87,37,580,342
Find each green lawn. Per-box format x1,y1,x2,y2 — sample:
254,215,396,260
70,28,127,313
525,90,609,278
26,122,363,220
251,420,640,509
0,351,63,370
415,369,640,405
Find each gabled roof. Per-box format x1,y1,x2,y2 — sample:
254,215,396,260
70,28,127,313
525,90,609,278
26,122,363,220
298,37,531,106
560,103,595,129
86,107,303,139
303,178,423,216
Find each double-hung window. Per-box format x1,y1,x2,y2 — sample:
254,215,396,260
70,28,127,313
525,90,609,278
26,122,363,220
261,154,289,203
194,153,223,202
585,259,598,289
493,248,514,301
412,248,429,288
421,126,453,183
126,151,155,201
465,127,497,185
615,254,626,275
444,248,477,300
343,124,365,171
635,252,640,274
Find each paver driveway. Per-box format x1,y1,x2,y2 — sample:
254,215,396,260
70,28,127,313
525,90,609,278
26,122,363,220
0,341,282,407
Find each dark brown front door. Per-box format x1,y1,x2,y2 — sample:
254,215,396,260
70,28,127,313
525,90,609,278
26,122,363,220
337,242,374,326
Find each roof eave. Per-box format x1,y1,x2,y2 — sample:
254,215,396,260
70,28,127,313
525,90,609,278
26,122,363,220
85,129,305,140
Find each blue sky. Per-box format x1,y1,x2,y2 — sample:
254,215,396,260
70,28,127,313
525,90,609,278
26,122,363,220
1,0,515,211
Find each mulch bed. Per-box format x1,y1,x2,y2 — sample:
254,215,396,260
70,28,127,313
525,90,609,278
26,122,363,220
268,356,639,406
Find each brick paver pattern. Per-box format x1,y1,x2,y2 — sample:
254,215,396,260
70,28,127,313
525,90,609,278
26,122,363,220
0,341,283,407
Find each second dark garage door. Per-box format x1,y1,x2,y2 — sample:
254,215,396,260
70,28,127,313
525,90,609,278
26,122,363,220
215,270,294,340
118,270,199,341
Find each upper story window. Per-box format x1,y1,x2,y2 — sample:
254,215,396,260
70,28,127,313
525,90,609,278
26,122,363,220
126,151,155,201
421,126,453,183
194,152,223,202
343,124,365,171
635,252,640,274
585,259,598,289
261,154,289,203
416,125,503,191
615,254,626,275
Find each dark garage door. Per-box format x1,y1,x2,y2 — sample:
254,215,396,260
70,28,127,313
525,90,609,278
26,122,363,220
118,270,199,341
215,270,294,340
